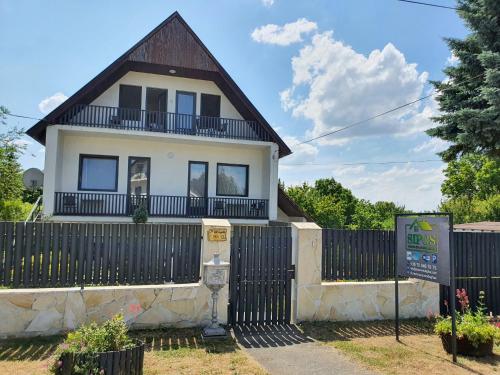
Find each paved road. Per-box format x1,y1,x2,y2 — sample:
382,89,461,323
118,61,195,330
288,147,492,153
233,325,375,375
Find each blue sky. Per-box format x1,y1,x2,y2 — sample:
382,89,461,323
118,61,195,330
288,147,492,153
0,0,467,210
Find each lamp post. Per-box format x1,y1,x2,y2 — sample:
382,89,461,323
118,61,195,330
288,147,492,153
202,253,230,339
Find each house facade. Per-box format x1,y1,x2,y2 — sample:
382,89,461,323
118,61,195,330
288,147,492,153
27,12,306,224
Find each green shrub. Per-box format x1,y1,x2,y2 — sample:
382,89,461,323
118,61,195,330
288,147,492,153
132,204,148,224
49,315,135,374
0,199,32,221
434,290,500,348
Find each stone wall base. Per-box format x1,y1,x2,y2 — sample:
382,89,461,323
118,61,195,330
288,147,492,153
0,284,226,338
297,279,439,322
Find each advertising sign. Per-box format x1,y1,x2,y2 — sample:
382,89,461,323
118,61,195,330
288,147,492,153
396,216,450,286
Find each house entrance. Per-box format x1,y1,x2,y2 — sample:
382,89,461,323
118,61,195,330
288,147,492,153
229,225,294,325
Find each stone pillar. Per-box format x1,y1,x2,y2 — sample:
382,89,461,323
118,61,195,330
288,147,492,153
201,219,231,324
291,222,322,322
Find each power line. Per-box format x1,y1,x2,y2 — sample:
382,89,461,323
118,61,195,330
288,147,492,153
282,159,442,166
294,93,433,146
292,72,484,147
397,0,458,10
4,113,46,121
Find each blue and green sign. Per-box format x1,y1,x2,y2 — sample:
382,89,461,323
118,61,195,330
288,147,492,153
397,216,450,285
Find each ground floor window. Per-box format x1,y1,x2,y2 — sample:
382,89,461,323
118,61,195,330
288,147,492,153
78,154,118,191
216,163,249,197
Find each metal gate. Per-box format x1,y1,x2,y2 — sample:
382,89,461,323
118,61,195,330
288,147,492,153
229,225,294,325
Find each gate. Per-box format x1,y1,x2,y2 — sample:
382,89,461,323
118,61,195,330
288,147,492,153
229,225,293,325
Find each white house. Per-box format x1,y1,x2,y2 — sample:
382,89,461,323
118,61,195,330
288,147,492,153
27,11,308,224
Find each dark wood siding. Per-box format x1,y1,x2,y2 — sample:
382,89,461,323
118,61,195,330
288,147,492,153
128,18,218,71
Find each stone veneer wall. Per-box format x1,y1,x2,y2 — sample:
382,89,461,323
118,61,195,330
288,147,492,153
297,280,439,321
0,284,219,338
291,222,440,322
0,219,232,339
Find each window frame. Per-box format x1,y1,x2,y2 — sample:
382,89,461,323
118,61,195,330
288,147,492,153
175,90,196,115
127,156,151,197
78,154,119,192
187,161,209,198
200,93,221,118
216,163,249,197
118,84,142,110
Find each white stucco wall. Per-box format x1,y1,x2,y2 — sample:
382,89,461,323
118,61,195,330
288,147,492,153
43,126,278,220
92,71,243,120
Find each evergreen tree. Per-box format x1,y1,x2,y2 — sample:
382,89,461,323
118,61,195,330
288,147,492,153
428,0,500,161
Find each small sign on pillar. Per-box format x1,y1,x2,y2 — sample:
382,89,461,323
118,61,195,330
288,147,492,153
207,228,228,241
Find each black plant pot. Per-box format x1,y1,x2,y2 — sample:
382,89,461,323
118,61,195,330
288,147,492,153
440,334,493,357
57,341,145,375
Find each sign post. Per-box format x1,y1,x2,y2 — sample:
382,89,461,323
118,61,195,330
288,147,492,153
394,213,456,362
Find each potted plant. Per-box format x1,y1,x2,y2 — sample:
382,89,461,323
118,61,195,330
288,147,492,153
132,204,148,224
435,289,500,357
49,315,144,375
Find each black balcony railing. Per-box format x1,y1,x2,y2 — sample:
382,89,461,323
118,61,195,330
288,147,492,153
54,192,269,219
58,104,270,142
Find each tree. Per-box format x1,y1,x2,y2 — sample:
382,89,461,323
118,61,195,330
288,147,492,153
285,178,408,229
441,154,499,200
427,0,500,161
0,106,32,221
439,154,500,223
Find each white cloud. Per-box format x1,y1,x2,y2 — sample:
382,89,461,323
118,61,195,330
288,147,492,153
280,135,318,167
281,31,438,145
38,92,68,115
251,18,318,46
261,0,274,7
446,53,459,66
13,139,32,147
342,164,445,210
412,137,450,154
332,165,366,176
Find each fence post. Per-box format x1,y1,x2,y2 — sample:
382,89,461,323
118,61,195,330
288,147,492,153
201,219,231,325
291,222,322,323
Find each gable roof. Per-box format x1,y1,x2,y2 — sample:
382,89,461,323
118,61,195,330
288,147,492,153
278,186,312,221
26,11,291,157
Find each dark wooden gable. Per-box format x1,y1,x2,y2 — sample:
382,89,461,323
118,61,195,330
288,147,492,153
26,11,291,157
128,17,217,71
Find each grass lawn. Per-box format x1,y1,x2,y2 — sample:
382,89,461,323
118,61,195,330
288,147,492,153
0,328,266,375
300,319,500,375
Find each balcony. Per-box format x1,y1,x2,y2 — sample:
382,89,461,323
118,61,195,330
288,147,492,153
58,104,270,142
54,192,269,219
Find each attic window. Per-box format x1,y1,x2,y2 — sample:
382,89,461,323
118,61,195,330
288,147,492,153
119,84,142,121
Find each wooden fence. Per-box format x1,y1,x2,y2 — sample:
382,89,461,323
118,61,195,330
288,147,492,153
440,231,500,315
322,229,500,314
0,222,202,288
322,229,396,281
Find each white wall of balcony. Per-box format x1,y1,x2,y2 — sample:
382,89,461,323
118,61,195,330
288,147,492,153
43,126,278,221
91,71,243,120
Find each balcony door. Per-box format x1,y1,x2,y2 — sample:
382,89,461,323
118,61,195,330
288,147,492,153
146,88,167,130
187,161,208,217
176,91,196,133
128,157,150,214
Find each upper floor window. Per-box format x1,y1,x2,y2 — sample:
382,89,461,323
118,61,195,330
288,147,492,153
78,155,119,191
216,163,248,197
201,94,221,118
119,84,142,121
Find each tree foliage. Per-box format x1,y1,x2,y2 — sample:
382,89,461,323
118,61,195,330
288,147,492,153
285,178,408,229
439,154,500,223
441,154,499,200
427,0,500,161
0,105,33,221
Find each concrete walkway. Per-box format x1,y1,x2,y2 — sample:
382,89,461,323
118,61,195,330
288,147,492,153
233,325,375,375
